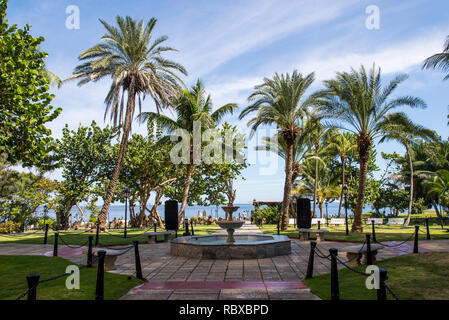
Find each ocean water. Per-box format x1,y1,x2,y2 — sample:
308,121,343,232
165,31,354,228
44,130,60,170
36,201,362,223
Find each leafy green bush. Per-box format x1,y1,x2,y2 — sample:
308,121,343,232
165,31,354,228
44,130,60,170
37,218,55,228
252,206,280,224
0,221,22,234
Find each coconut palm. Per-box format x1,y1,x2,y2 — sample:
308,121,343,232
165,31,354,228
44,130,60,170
327,131,357,217
423,36,449,80
239,71,319,230
66,16,187,227
138,80,237,223
379,113,437,226
318,64,427,232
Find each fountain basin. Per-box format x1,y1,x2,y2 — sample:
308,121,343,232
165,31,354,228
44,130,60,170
170,234,291,259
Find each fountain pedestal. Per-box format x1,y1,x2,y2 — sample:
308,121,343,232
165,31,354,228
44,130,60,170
217,206,244,243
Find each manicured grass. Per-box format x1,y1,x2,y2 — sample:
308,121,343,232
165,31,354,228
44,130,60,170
0,255,144,300
303,253,449,300
0,225,219,245
259,224,449,242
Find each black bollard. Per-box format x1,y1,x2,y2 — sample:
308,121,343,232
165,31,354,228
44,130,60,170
95,224,100,246
154,223,157,233
87,235,93,267
371,220,377,242
413,226,419,253
43,224,49,245
277,220,280,235
133,241,143,280
95,250,106,300
425,218,431,240
377,269,388,301
190,221,195,236
183,220,190,236
26,273,40,301
366,234,373,265
175,230,178,238
53,232,59,257
330,248,339,301
318,220,321,230
305,241,317,279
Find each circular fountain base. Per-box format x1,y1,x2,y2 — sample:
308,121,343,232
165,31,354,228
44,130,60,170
170,234,291,259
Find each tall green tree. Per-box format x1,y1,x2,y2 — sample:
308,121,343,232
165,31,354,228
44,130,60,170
139,80,237,223
379,113,437,225
239,71,319,230
67,16,187,228
318,65,427,232
0,0,61,167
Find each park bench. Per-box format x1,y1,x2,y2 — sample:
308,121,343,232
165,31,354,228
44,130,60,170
144,231,174,244
297,228,329,242
340,244,384,267
329,218,345,225
366,218,384,225
387,218,404,225
82,248,122,271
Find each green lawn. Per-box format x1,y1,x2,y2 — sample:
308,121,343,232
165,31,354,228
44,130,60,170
0,255,144,300
0,225,219,245
259,223,449,242
303,252,449,300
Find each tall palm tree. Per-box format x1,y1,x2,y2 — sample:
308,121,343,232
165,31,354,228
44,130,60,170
66,16,187,228
318,64,427,232
423,36,449,80
255,121,314,217
139,80,237,223
239,71,318,230
327,131,357,217
379,113,437,226
306,119,333,217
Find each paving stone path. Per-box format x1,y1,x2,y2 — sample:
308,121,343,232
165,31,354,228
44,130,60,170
1,223,449,300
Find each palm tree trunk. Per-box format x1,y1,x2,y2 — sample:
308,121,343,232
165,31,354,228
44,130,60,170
353,137,371,232
405,146,414,226
98,87,135,229
178,145,195,224
280,142,294,230
337,155,345,217
313,149,318,217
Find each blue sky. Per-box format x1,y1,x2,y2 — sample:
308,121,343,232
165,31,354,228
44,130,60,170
6,0,449,203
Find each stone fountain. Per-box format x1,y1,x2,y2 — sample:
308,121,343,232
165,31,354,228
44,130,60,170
170,180,291,259
216,206,244,243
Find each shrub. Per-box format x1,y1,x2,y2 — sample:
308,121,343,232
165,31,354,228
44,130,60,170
252,206,280,224
0,221,22,234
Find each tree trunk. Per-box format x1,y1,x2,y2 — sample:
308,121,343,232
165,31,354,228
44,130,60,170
75,203,85,224
337,155,345,218
97,87,136,229
432,199,442,218
353,135,371,232
280,142,294,230
313,148,318,217
178,145,195,224
404,146,414,226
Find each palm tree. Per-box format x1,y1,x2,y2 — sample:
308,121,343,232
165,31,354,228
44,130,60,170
327,131,357,217
138,80,237,223
424,169,449,214
66,16,187,228
379,113,437,226
423,36,449,80
306,119,333,217
239,71,319,230
318,64,427,232
255,121,314,217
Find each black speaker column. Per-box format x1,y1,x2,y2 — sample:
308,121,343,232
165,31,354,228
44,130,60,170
297,198,311,229
165,200,179,230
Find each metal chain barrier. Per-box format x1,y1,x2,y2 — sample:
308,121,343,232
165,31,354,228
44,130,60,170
58,235,89,249
373,232,415,247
